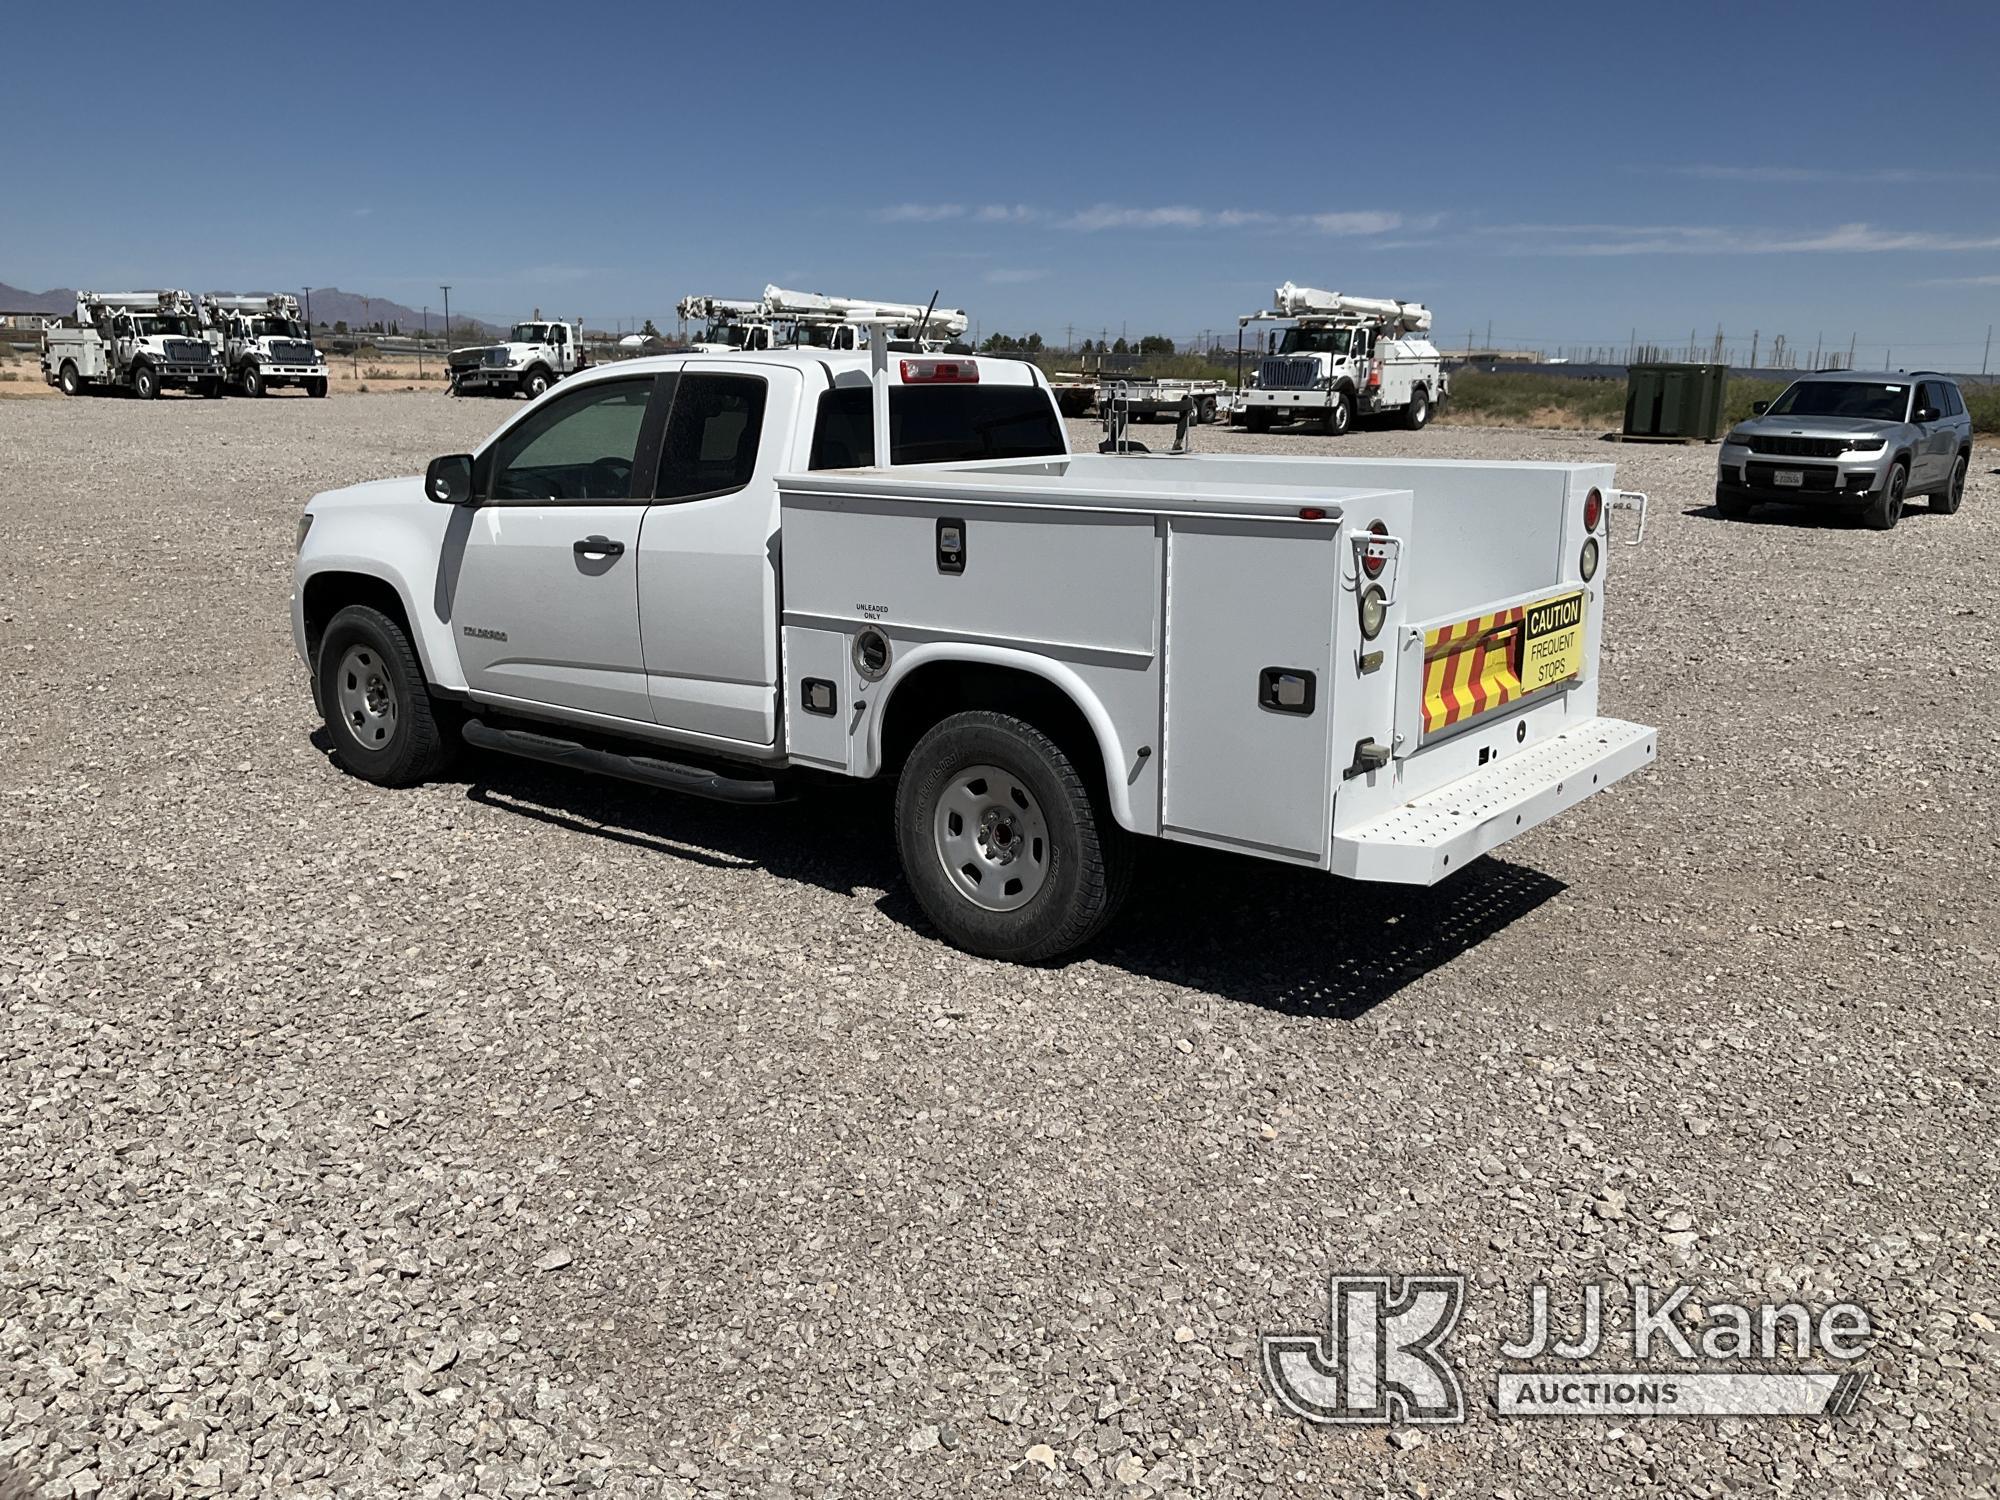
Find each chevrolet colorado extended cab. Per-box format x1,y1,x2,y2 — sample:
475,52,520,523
294,349,1656,960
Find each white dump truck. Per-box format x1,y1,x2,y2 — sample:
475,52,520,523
447,316,587,398
201,293,328,398
679,285,970,355
1239,284,1446,435
292,347,1653,962
42,290,224,399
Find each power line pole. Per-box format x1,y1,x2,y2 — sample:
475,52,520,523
441,286,452,351
1847,333,1856,369
1983,324,1992,377
1749,330,1759,369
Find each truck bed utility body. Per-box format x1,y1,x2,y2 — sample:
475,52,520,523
294,350,1653,959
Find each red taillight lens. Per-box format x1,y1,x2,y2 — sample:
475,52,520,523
1362,519,1388,578
1367,362,1382,388
900,358,978,384
1583,487,1603,532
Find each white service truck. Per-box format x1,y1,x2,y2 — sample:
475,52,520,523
42,290,225,399
448,316,587,398
1239,283,1446,435
201,293,328,398
293,349,1654,961
679,285,969,355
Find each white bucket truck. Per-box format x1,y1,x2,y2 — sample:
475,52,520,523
292,346,1653,961
447,315,588,398
1239,283,1446,435
42,290,224,399
201,293,328,397
679,285,969,354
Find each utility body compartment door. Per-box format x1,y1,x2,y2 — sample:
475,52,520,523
1159,517,1345,865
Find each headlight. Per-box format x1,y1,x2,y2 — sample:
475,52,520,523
1725,427,1755,445
1843,438,1884,453
295,514,314,554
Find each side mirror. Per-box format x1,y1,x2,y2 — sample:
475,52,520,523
1750,401,1769,416
425,453,475,505
1915,406,1939,423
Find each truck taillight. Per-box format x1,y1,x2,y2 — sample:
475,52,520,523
1362,520,1388,578
900,358,978,384
1367,361,1382,388
1583,487,1603,532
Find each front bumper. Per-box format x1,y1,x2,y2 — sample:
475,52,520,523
1717,441,1885,501
259,364,326,380
1331,716,1657,883
451,367,525,390
159,363,221,382
1244,388,1331,408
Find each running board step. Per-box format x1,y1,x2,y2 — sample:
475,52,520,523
462,719,789,804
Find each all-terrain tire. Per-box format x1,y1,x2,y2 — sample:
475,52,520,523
316,604,458,787
1863,461,1907,531
895,710,1132,962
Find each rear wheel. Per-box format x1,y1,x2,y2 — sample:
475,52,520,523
895,711,1131,962
1864,461,1907,531
131,363,160,400
239,363,266,398
58,361,81,396
1404,385,1432,430
316,604,457,786
1935,453,1967,514
1197,395,1217,425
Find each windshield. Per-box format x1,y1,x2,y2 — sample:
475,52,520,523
1765,381,1909,422
810,385,1066,468
510,324,549,343
251,317,304,339
700,323,752,348
133,315,200,338
1276,327,1354,356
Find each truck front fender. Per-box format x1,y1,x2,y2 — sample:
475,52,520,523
295,498,474,692
866,642,1149,833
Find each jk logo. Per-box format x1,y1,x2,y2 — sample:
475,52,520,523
1261,1274,1466,1425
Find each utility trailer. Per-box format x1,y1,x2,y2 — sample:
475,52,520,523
42,290,224,398
1099,374,1232,425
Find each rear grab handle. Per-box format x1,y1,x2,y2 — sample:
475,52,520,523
1608,490,1648,547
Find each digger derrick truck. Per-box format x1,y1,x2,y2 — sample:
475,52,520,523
42,290,224,399
201,294,328,397
448,316,587,398
1239,284,1446,436
678,285,970,355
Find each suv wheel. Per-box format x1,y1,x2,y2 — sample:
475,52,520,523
895,711,1131,962
1935,453,1967,515
316,604,458,786
1864,460,1907,531
1715,486,1752,520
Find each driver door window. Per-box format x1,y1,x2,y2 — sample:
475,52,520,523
484,378,651,502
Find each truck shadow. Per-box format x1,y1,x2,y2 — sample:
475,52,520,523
451,753,1565,1020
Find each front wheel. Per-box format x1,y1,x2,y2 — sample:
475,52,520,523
1935,453,1967,514
316,604,457,786
239,364,266,398
1864,461,1907,531
522,368,552,398
895,711,1131,962
1324,390,1353,436
306,376,329,398
1404,385,1432,430
131,364,160,400
1245,407,1273,434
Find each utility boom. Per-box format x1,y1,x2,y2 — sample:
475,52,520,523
680,284,969,354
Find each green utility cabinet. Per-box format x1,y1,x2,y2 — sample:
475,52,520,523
1623,362,1729,442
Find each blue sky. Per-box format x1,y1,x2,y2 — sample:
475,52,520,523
6,0,2000,368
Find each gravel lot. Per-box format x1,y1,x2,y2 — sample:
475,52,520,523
2,393,1995,1499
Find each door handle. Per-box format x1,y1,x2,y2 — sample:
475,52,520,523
573,536,624,558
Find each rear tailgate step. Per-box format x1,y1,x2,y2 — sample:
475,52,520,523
1333,717,1655,884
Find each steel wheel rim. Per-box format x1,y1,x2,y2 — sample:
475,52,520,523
335,644,398,751
932,762,1051,912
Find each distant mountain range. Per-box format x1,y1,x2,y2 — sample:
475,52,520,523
0,281,501,337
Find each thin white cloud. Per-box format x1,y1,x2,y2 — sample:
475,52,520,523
879,203,968,223
1485,221,2000,256
1058,204,1408,235
983,268,1047,284
1667,163,1995,185
974,204,1040,223
1921,273,2000,286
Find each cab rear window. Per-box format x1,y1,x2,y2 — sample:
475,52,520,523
810,385,1065,469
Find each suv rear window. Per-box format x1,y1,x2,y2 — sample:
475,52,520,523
810,385,1065,469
